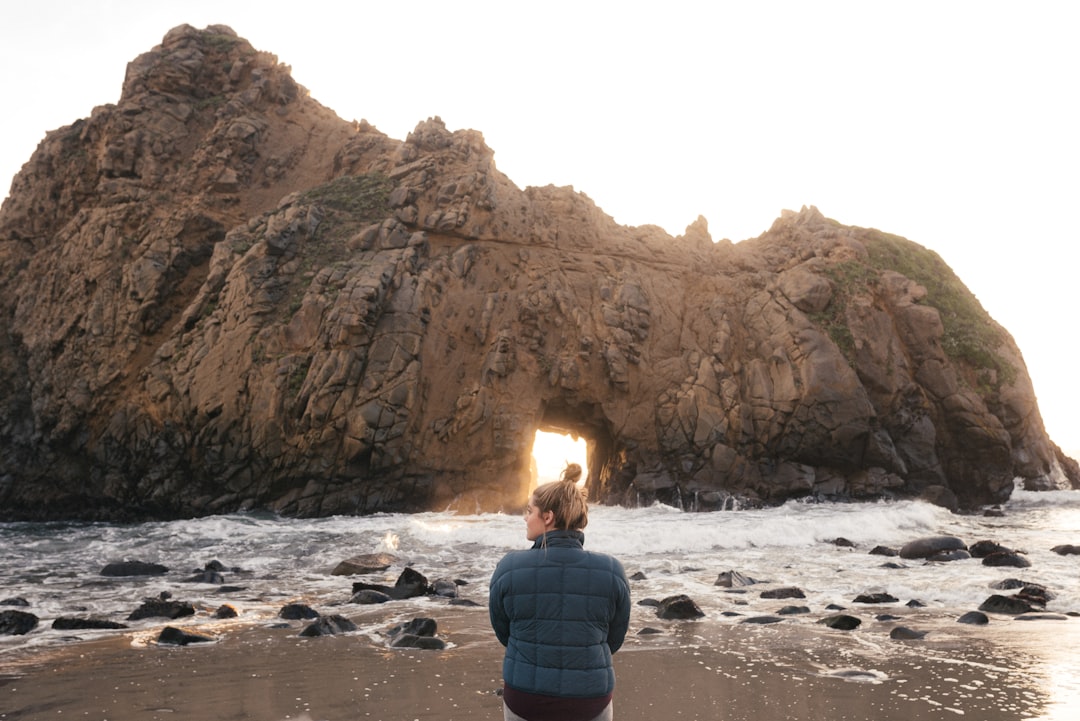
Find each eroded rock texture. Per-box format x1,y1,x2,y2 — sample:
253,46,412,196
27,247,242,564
0,25,1074,520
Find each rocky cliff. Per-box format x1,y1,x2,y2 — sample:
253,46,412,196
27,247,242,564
0,25,1075,521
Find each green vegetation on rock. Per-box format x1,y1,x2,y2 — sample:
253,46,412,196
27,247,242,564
863,230,1014,384
302,173,392,244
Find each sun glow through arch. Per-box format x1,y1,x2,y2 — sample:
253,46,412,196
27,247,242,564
531,430,588,486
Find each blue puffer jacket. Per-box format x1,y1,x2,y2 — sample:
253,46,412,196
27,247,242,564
489,530,631,698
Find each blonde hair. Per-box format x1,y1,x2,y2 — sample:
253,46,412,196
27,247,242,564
531,463,588,531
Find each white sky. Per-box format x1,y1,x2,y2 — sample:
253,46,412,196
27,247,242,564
2,1,1077,456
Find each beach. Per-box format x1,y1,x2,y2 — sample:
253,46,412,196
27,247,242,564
4,496,1080,720
3,604,1078,721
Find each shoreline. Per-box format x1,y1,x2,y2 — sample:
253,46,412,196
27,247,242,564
3,606,1078,720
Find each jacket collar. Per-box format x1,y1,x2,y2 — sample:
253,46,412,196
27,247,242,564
531,529,585,550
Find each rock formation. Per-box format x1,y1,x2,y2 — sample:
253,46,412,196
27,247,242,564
0,25,1075,521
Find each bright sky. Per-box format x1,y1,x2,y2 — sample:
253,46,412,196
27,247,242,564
2,1,1077,457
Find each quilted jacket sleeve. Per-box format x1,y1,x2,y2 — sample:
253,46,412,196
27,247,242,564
606,558,631,654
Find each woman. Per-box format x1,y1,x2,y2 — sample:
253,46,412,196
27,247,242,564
489,463,632,721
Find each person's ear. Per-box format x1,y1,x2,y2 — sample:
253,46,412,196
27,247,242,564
541,510,555,529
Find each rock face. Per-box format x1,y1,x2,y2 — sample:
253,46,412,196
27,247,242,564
0,25,1075,521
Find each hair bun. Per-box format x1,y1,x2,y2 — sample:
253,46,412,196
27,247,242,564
560,463,582,484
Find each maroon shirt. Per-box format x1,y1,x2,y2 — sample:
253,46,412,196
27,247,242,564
504,684,613,721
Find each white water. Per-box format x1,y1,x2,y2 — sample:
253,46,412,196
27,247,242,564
3,490,1079,656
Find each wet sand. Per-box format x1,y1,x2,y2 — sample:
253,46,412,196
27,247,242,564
2,608,1077,720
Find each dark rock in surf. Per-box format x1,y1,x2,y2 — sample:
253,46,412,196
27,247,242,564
742,616,785,625
387,617,444,649
853,593,899,604
831,538,857,548
183,570,226,583
899,536,966,560
890,626,928,640
987,580,1051,608
127,598,195,621
760,587,805,600
100,561,169,577
1015,613,1070,621
52,617,128,630
1051,544,1080,556
1,597,30,607
331,552,399,575
927,549,971,562
351,567,431,600
0,610,39,635
819,614,861,630
969,540,1009,558
157,626,216,645
657,595,705,620
957,611,989,625
350,589,392,604
982,551,1031,568
869,546,899,557
213,605,238,619
389,617,437,638
300,614,357,637
390,634,446,650
715,570,759,587
278,603,319,620
777,606,811,615
431,579,459,598
978,594,1033,615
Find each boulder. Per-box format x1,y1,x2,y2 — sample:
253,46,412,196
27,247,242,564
278,603,319,620
0,25,1072,523
157,626,216,645
760,587,806,600
127,598,195,621
890,626,928,640
386,617,444,649
300,614,357,637
899,536,966,560
0,610,39,635
656,595,705,620
819,614,862,630
853,593,899,604
978,595,1033,615
52,617,128,630
352,567,431,600
982,551,1031,568
100,561,169,577
968,540,1009,558
715,570,759,588
213,605,238,619
331,553,398,575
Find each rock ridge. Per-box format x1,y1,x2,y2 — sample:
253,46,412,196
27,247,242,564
0,25,1075,520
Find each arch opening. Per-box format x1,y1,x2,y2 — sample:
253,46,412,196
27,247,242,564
526,401,618,500
531,430,588,486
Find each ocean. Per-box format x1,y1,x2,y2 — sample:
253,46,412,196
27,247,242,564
2,488,1079,718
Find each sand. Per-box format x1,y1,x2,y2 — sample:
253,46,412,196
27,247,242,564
2,608,1077,720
